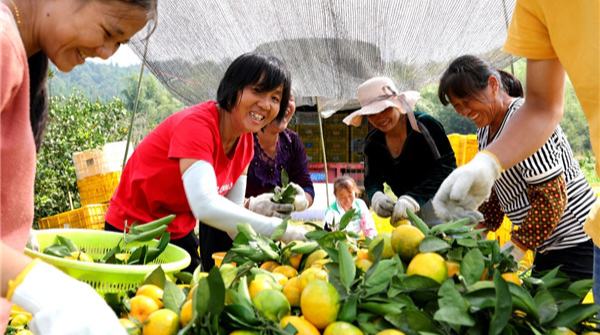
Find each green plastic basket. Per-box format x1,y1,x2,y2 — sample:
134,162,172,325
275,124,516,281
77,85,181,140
24,229,191,297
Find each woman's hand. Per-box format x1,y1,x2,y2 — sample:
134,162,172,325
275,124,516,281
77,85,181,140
371,191,395,218
289,182,309,212
247,193,294,218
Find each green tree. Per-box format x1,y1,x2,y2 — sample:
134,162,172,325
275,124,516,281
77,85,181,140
34,93,130,224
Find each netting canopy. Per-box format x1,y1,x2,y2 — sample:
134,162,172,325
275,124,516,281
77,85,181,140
128,0,518,112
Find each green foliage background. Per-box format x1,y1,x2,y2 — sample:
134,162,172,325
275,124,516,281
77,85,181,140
34,65,185,225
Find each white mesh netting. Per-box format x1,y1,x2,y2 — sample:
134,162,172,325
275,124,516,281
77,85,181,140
128,0,519,112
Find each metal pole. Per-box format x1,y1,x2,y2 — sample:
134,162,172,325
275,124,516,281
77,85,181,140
315,97,330,207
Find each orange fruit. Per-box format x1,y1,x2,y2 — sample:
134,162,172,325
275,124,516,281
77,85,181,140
229,331,260,335
282,277,301,307
446,261,460,278
390,218,410,228
280,315,320,335
501,272,522,286
323,321,363,335
406,252,448,284
119,318,141,335
304,249,328,269
356,248,369,261
180,299,193,327
298,267,328,292
14,331,34,335
259,261,280,272
368,233,395,260
248,277,276,299
300,280,340,330
355,259,373,272
252,289,291,322
10,314,28,327
273,265,299,278
376,330,405,335
136,284,164,308
309,259,329,270
272,272,289,286
288,253,303,270
391,225,425,262
129,295,160,324
142,309,180,335
65,251,94,262
187,284,198,301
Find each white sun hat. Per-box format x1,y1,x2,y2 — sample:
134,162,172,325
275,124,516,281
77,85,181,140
343,76,421,128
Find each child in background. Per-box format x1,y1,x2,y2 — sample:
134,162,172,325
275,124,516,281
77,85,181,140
324,176,378,238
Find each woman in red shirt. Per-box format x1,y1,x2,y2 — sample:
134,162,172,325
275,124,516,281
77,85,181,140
106,53,308,271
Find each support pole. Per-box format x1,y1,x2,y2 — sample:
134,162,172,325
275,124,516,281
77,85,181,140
315,97,330,207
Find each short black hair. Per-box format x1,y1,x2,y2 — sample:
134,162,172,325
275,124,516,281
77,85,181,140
217,52,292,123
438,54,523,106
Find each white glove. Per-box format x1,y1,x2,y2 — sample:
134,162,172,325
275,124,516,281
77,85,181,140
280,224,308,243
391,195,420,223
248,193,295,219
290,182,309,212
371,191,395,218
11,261,126,335
500,240,526,263
433,151,501,223
26,228,40,252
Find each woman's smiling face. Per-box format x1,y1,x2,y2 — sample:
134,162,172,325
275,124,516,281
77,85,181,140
231,82,283,133
367,107,400,133
40,0,149,72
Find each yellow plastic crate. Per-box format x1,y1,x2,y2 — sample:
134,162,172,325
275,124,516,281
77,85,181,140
447,133,467,166
77,171,121,206
38,204,109,230
464,134,479,165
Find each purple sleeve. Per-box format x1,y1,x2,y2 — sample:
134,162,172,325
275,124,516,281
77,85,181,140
287,130,315,200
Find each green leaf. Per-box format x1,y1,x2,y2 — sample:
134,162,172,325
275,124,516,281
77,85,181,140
163,281,186,313
281,169,289,187
270,218,288,240
568,279,594,299
237,223,259,241
143,265,167,288
174,271,193,284
289,241,319,254
456,238,478,248
508,283,539,320
206,266,226,316
547,304,600,328
430,217,471,234
461,248,485,285
339,208,357,231
360,302,403,316
419,236,451,253
194,277,210,318
489,271,512,335
534,290,558,324
338,295,358,323
438,279,468,310
433,305,475,327
386,310,440,334
464,286,496,312
57,235,78,252
338,241,356,290
407,209,429,235
365,259,396,288
42,244,72,258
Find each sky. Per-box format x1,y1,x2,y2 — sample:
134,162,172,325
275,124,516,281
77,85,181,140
87,45,142,67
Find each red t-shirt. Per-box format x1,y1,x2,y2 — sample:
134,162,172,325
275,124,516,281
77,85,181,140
105,101,254,239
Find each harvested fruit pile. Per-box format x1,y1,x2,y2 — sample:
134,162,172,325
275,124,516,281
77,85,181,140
110,211,599,335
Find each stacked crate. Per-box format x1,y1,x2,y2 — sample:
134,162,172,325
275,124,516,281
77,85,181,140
323,112,349,162
296,112,322,163
447,133,479,167
37,141,133,230
349,116,369,163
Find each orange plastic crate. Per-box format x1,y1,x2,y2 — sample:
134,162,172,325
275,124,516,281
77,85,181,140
38,204,109,230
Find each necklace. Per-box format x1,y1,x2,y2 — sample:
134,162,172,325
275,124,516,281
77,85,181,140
7,0,20,26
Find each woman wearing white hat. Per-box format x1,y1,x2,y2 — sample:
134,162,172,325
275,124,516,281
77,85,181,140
344,77,457,226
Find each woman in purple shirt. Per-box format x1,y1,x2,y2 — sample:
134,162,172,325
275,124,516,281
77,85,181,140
245,91,315,217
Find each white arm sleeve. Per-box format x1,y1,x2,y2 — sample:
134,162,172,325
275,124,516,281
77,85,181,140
225,174,246,206
182,160,280,236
